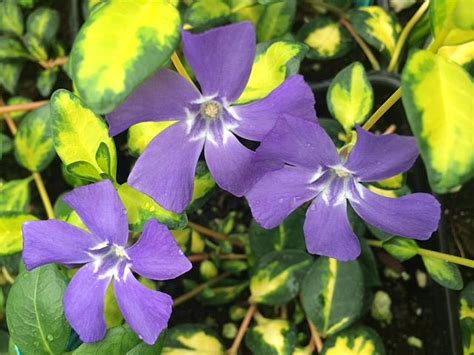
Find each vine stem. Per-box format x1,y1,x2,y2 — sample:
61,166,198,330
171,52,198,89
307,317,324,353
188,221,245,248
388,1,430,73
0,100,48,115
173,272,230,306
1,97,55,219
362,88,401,130
228,304,257,355
32,173,55,219
339,17,381,71
39,56,69,70
366,239,474,268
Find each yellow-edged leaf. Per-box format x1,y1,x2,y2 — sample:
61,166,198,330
236,40,307,104
70,0,181,113
327,62,373,131
51,89,117,181
0,212,38,255
401,50,474,193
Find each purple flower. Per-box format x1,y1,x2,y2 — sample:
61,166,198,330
246,117,441,261
107,22,316,213
22,180,191,344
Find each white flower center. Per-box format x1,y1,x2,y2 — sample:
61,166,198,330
200,100,222,120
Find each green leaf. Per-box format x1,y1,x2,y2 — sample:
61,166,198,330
95,142,113,178
0,177,32,212
51,89,118,181
187,161,216,212
0,0,24,36
298,17,353,60
185,0,231,30
6,265,71,355
26,7,60,45
69,0,181,114
127,332,166,355
0,36,30,60
231,2,264,26
249,208,306,259
0,133,13,156
17,0,36,9
36,67,58,97
0,212,37,255
73,325,140,354
117,183,187,232
422,255,463,290
250,250,312,305
257,0,296,42
301,257,364,337
401,50,474,193
350,6,401,58
14,105,55,172
163,324,225,354
0,61,24,94
382,237,418,261
23,33,48,61
327,62,373,132
127,121,176,157
198,280,249,305
430,0,474,46
236,40,307,104
245,317,297,355
321,325,385,355
460,282,474,355
359,237,381,288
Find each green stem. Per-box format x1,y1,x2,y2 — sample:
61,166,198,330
173,272,230,306
367,239,474,268
32,172,55,219
388,0,430,73
362,88,402,130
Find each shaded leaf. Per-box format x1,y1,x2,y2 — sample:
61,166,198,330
14,105,55,172
301,257,364,336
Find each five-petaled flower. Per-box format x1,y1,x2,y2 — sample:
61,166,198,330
246,117,441,261
22,180,191,344
107,22,316,213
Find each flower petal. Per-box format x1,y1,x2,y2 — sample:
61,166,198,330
22,220,99,270
182,22,255,102
63,180,129,246
106,69,200,136
344,126,419,181
348,181,441,239
204,131,256,197
256,116,340,169
128,122,204,213
247,166,324,229
304,196,361,261
231,75,316,141
64,263,111,343
127,220,191,280
114,272,173,345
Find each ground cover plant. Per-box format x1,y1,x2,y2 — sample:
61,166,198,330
0,0,473,354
